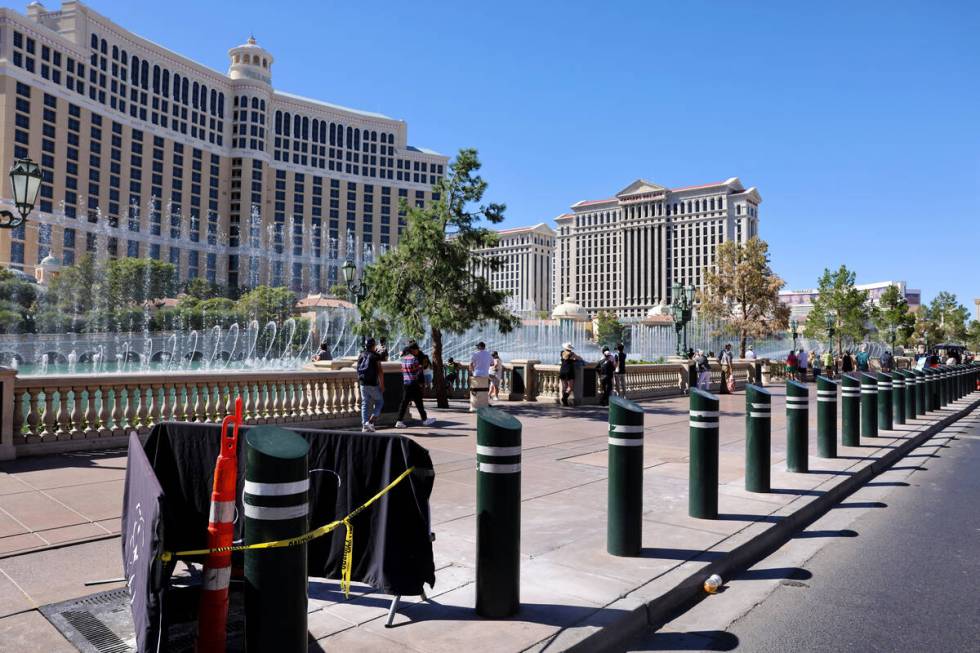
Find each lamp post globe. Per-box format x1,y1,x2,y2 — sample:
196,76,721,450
341,259,356,285
1,158,42,229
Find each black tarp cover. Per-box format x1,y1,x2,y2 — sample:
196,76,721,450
122,422,435,652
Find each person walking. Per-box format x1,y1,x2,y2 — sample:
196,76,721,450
797,348,809,382
395,343,436,428
822,349,835,379
855,346,870,373
469,341,494,412
786,349,799,381
489,351,503,400
598,346,616,406
614,342,628,397
695,350,711,390
881,349,895,372
811,349,822,380
559,342,580,406
356,338,385,432
376,337,389,362
720,343,735,393
419,349,433,389
841,350,854,374
744,345,757,360
445,357,460,388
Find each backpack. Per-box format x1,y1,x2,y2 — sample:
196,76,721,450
357,351,377,385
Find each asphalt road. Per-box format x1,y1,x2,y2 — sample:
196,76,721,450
626,411,980,652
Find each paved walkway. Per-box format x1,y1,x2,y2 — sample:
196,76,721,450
0,386,973,651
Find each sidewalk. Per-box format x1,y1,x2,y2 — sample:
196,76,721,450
0,387,977,652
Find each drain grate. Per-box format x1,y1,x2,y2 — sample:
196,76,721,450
61,610,130,653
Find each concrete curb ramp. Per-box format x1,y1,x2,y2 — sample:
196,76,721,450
533,393,980,653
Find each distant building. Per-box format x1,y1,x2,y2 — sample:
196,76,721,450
779,281,922,321
553,177,761,319
0,1,446,292
471,223,555,314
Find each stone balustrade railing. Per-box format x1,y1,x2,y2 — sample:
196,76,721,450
0,355,847,460
5,369,361,458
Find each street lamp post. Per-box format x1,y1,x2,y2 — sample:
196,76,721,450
341,258,368,305
824,312,835,356
671,282,696,357
887,324,897,354
0,158,43,229
790,318,799,352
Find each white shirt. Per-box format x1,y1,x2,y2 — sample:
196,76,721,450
744,350,757,360
797,351,808,367
470,350,494,377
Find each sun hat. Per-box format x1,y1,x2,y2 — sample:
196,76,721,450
562,342,574,351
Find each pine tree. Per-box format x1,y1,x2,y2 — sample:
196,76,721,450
358,149,518,408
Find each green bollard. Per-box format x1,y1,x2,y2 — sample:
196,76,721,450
928,368,940,411
745,385,772,493
817,376,838,458
901,370,915,421
841,374,861,446
938,366,948,407
892,370,905,425
244,425,310,653
914,368,926,415
689,388,720,519
785,380,809,472
877,372,893,431
861,373,878,438
607,396,645,556
476,407,522,617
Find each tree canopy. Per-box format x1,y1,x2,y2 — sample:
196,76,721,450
914,291,969,346
359,148,517,407
802,265,870,354
698,237,789,357
871,284,916,348
594,310,626,349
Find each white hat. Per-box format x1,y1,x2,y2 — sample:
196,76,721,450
562,342,574,351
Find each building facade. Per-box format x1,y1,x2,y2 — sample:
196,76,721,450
554,177,761,319
0,1,447,291
780,281,922,321
471,223,555,314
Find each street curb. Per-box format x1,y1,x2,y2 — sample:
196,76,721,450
559,393,980,653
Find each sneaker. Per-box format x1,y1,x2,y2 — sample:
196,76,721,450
395,421,407,428
363,422,376,433
422,418,437,426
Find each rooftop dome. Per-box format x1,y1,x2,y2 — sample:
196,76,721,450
38,254,62,270
646,301,671,318
552,296,590,321
228,35,274,84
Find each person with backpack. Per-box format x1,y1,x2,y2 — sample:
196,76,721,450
356,338,385,432
720,343,735,392
855,347,870,372
880,349,895,372
598,346,616,406
822,349,835,379
841,350,854,373
396,342,436,428
469,341,494,412
614,343,628,396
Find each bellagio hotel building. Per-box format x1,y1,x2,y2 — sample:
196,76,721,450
555,177,761,320
0,1,447,291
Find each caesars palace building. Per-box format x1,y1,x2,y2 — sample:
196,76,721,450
554,177,761,320
0,1,447,291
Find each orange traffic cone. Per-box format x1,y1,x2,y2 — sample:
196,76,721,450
196,397,243,652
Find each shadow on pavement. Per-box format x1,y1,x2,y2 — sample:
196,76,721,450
735,566,813,581
769,488,824,496
794,529,859,539
716,513,783,524
629,629,739,651
640,547,726,562
836,501,887,509
864,481,909,488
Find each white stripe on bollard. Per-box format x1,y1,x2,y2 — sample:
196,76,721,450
689,420,720,428
476,445,522,457
608,437,644,447
243,479,310,496
610,425,645,434
243,503,309,521
478,462,522,474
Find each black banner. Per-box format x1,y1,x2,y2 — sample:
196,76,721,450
121,432,166,653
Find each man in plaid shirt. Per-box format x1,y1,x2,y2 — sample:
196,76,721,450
396,342,437,428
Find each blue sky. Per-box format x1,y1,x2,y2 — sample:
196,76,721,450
83,0,979,310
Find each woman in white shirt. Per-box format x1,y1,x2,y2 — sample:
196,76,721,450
489,351,503,399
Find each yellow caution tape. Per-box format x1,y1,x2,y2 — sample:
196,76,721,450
159,466,416,597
